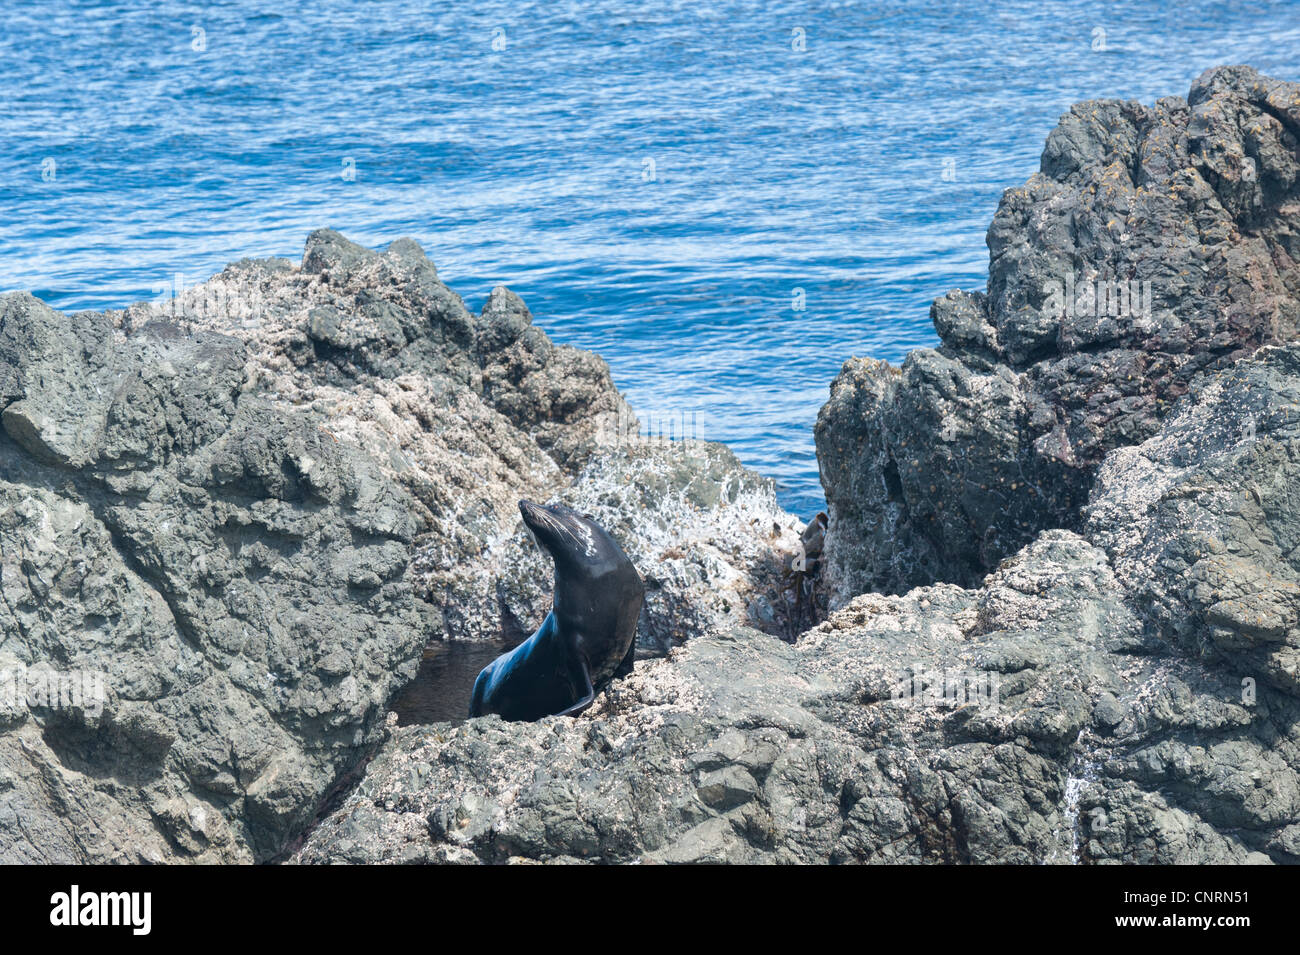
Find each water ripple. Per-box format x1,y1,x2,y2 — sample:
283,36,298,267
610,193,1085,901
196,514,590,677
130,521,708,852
2,0,1296,516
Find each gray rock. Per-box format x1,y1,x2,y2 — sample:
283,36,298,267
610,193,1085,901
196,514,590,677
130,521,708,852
296,336,1300,867
817,66,1300,604
0,302,428,862
1087,343,1300,699
291,529,1212,864
138,231,799,648
0,231,806,862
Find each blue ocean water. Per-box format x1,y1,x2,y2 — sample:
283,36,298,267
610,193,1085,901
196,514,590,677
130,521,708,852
2,1,1296,518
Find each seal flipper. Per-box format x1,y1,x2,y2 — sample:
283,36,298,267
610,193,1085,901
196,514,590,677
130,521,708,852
556,656,595,717
468,666,489,718
613,638,635,680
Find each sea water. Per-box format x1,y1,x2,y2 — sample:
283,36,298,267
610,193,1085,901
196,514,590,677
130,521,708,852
2,0,1296,516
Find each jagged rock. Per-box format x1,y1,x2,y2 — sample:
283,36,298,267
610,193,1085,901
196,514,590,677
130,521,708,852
1087,344,1300,696
144,230,798,646
0,231,803,862
283,537,1239,864
0,294,428,862
294,339,1300,865
817,66,1300,604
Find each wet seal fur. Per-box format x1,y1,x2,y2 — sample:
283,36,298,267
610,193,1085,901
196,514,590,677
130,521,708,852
469,500,645,721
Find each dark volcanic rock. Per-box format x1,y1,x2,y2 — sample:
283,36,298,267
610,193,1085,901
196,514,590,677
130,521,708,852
296,343,1300,865
817,66,1300,604
147,230,801,646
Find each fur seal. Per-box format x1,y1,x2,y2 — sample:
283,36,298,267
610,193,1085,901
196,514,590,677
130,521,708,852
468,500,644,721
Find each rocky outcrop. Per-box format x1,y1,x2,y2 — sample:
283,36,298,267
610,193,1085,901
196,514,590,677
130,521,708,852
0,292,428,862
0,232,803,863
10,67,1300,867
1087,344,1300,698
131,231,628,641
152,231,806,649
295,343,1300,865
817,66,1300,603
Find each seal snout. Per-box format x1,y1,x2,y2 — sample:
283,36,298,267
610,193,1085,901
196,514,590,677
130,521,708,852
519,499,552,533
519,498,565,549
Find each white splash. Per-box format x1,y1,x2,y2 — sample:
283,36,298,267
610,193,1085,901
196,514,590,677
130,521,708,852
1048,729,1101,864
